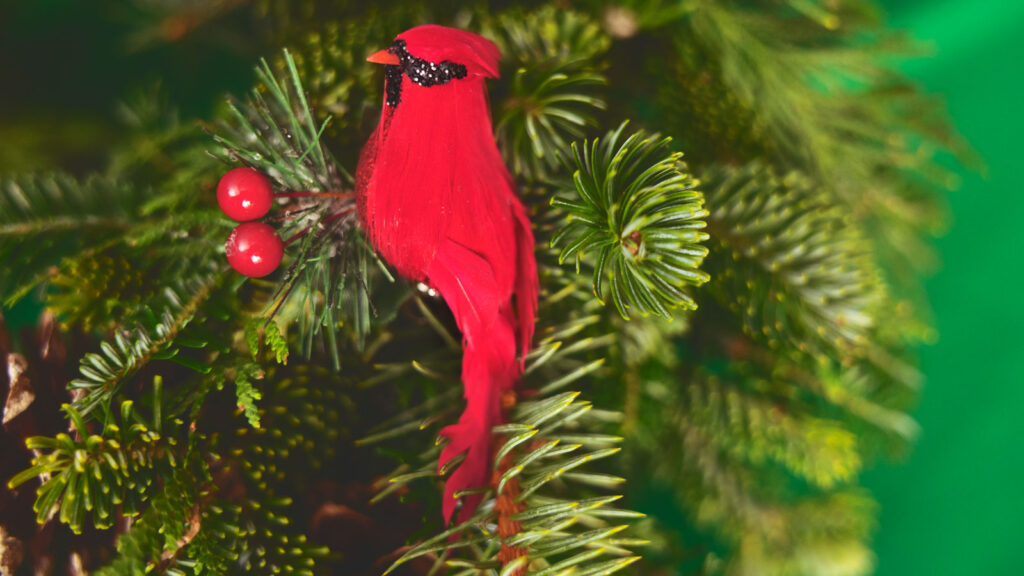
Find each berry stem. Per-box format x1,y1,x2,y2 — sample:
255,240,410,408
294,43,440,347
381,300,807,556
275,191,354,199
284,228,311,246
283,208,355,246
323,208,354,223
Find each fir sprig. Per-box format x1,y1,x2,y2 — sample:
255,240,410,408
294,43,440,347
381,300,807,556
68,273,223,419
679,0,968,294
92,470,212,576
379,388,644,574
489,7,610,181
702,163,882,359
684,371,861,490
661,414,876,575
7,400,178,533
0,174,143,304
209,49,347,192
551,122,710,320
275,9,424,149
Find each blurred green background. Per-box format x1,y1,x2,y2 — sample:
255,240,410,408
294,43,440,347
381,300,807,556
866,0,1024,574
1,1,1021,573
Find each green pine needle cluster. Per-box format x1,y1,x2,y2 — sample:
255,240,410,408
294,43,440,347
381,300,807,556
9,400,174,531
702,163,882,359
552,122,709,320
489,7,610,181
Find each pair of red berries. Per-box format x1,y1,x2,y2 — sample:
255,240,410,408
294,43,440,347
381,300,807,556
217,167,283,277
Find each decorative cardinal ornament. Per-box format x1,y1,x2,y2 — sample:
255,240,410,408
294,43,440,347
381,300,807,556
357,26,538,524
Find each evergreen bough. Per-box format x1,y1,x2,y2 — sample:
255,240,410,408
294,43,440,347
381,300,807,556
0,2,963,575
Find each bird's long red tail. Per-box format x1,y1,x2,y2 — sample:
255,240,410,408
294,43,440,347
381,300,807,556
427,239,523,524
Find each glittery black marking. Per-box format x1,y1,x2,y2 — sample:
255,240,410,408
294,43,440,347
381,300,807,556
385,64,403,107
383,39,468,109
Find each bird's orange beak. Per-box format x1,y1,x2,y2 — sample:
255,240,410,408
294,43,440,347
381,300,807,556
367,49,400,65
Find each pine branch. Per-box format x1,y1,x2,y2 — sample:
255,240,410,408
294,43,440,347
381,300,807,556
490,6,610,65
92,467,211,576
817,364,920,444
681,0,887,170
69,273,224,420
7,400,179,533
46,241,224,333
0,174,145,304
551,122,709,320
488,7,610,182
577,0,696,31
654,35,773,167
209,49,347,194
77,362,342,574
221,364,345,489
684,371,861,490
0,174,140,232
711,332,920,449
660,401,876,576
274,8,425,151
702,163,882,360
0,164,228,317
381,391,643,576
678,0,968,297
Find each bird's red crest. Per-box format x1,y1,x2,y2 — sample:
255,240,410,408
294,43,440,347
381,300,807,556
397,24,501,78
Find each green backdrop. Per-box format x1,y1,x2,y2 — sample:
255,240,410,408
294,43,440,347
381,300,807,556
866,1,1024,574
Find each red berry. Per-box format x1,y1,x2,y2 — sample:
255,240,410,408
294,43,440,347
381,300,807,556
225,222,284,277
217,167,274,221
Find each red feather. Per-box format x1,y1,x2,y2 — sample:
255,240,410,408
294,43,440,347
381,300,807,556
356,25,538,524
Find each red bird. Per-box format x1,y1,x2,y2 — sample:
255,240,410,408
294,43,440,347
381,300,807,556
356,25,538,524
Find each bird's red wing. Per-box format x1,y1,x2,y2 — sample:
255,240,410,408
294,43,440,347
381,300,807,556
512,200,538,365
354,111,382,233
